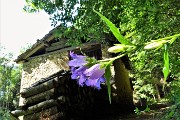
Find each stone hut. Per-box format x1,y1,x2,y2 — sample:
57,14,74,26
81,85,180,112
12,26,134,120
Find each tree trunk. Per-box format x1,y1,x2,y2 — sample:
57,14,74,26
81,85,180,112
112,58,134,111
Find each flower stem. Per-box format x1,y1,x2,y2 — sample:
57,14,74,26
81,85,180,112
155,33,180,41
99,53,127,63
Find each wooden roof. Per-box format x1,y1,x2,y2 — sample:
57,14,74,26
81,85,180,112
14,26,102,64
15,26,59,63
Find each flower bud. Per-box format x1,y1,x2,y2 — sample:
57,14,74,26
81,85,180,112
108,44,131,53
144,40,166,50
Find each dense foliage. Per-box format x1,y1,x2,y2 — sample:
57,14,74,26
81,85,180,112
24,0,180,97
0,47,21,119
24,0,180,43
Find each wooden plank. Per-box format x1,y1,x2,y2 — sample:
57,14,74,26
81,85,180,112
45,44,68,52
51,39,66,46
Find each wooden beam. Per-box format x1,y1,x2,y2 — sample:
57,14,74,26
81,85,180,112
45,44,69,52
27,43,100,61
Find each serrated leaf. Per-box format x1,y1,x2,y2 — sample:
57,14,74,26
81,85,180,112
94,10,130,45
162,44,169,81
105,64,112,104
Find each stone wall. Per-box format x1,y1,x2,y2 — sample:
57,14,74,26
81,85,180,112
19,51,69,106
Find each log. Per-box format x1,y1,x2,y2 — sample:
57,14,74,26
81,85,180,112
57,85,66,94
11,100,56,117
23,106,58,120
11,110,23,117
48,112,63,120
9,112,19,120
58,75,66,85
20,78,59,98
23,88,56,105
11,97,63,116
57,96,66,103
27,98,59,113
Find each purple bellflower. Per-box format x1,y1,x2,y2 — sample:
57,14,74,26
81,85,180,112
68,51,87,67
68,51,105,89
84,64,105,89
68,51,88,86
70,66,87,86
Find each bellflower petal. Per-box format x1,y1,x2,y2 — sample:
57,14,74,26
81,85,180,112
86,77,105,89
84,64,105,79
71,67,76,72
69,59,87,67
71,66,87,79
70,51,86,59
85,78,98,87
75,66,87,74
95,79,101,90
99,77,106,83
79,74,87,86
69,51,87,67
96,77,106,89
71,74,78,79
71,67,77,79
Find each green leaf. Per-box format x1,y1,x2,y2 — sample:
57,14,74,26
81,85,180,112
167,110,174,119
94,10,131,45
170,36,178,44
85,57,97,67
162,44,169,81
105,64,112,104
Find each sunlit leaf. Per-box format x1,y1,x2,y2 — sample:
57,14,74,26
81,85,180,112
162,44,169,81
94,10,131,45
170,36,178,44
105,64,112,104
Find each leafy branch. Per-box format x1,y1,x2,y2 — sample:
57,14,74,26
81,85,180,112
94,10,180,103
